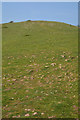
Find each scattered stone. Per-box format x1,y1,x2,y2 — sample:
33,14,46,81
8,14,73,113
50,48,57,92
51,63,56,66
45,66,49,68
17,115,20,118
26,96,29,98
25,109,31,111
58,101,61,104
12,116,16,118
9,97,14,100
33,112,37,115
25,113,30,117
65,59,69,61
41,113,44,115
58,76,62,78
52,57,55,59
61,55,65,58
12,79,16,81
63,52,66,54
8,63,11,65
31,76,34,80
24,76,26,79
59,64,62,69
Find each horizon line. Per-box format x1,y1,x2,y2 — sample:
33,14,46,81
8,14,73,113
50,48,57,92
1,20,78,26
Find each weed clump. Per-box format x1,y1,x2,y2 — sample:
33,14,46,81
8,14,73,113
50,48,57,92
27,20,31,22
9,21,14,23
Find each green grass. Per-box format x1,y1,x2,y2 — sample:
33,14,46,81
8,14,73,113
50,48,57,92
2,21,78,118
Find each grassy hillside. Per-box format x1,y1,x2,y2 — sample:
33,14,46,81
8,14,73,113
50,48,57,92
2,21,78,118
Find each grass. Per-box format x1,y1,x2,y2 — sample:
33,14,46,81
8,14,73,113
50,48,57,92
2,21,78,118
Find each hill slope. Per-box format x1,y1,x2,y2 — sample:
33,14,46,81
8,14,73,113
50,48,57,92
2,21,78,118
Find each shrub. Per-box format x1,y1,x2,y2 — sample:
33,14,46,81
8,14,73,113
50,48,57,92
9,21,14,23
27,20,31,22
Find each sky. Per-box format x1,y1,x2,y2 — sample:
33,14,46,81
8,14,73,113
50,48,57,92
2,2,78,26
1,0,79,2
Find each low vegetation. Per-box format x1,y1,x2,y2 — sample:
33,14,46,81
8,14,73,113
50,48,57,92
2,21,78,118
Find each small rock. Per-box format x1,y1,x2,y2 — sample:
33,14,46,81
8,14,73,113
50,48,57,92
61,55,65,58
45,66,49,68
33,112,37,115
41,113,44,115
24,76,26,79
65,59,69,61
51,63,56,66
25,113,30,117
